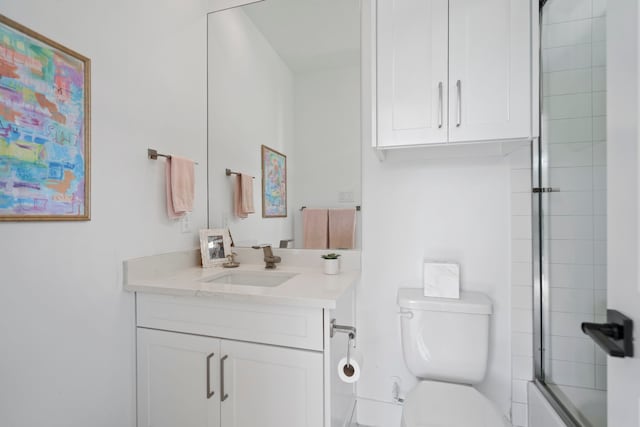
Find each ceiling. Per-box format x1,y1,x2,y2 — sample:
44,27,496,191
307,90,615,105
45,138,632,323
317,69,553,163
241,0,361,73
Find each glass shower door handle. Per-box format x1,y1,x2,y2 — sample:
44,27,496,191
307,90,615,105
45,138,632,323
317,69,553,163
581,309,634,358
532,187,560,193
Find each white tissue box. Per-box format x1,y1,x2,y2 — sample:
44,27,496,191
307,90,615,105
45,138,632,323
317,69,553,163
423,262,460,299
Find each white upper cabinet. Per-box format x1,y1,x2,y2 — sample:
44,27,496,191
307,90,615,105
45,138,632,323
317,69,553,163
377,0,449,147
376,0,533,148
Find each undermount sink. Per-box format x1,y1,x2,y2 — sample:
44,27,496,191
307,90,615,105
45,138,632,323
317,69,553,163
202,270,298,287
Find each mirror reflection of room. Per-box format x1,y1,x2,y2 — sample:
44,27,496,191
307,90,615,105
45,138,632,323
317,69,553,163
208,0,362,250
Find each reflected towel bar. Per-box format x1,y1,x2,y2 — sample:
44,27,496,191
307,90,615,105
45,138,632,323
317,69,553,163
148,148,198,165
225,168,254,179
300,205,361,211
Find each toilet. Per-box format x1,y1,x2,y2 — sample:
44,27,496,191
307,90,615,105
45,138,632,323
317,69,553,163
397,288,511,427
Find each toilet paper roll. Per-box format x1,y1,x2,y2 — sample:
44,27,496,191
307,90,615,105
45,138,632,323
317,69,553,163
337,351,363,384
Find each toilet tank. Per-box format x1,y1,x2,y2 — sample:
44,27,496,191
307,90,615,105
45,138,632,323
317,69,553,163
397,288,493,385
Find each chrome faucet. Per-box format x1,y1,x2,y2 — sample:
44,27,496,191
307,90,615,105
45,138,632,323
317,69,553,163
252,244,281,269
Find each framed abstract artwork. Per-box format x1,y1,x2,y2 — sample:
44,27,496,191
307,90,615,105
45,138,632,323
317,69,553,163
0,14,91,221
261,145,286,218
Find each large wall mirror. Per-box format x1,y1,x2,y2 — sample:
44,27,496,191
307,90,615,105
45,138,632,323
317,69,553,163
207,0,362,249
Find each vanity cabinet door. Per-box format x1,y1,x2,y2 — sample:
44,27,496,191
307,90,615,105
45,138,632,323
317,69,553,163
448,0,531,142
376,0,449,147
219,340,323,427
137,328,221,427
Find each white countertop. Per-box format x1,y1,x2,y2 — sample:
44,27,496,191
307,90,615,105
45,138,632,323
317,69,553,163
124,249,360,309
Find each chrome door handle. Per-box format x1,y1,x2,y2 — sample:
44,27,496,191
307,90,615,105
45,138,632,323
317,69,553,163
206,352,215,399
456,80,462,127
220,355,229,402
438,82,443,129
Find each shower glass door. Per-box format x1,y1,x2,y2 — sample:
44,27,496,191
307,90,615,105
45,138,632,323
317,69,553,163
535,1,608,426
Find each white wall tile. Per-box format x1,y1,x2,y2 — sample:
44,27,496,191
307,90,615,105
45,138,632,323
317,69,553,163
592,41,606,67
542,20,591,48
594,239,606,265
543,117,592,143
548,215,593,239
550,288,595,314
593,214,606,240
512,262,533,286
594,264,606,289
546,142,593,167
549,360,595,388
513,356,534,380
511,169,532,193
592,91,606,116
592,0,606,17
512,287,533,310
542,44,591,72
594,289,607,316
549,263,594,289
509,146,532,169
512,402,529,427
593,166,606,190
549,166,594,191
595,364,607,390
512,215,533,240
595,346,607,365
548,191,593,215
592,67,606,91
511,193,532,216
513,239,533,263
593,190,606,215
512,379,529,404
550,336,595,363
512,332,534,357
543,0,592,24
513,309,534,334
543,69,592,96
593,141,606,166
549,239,594,265
551,312,594,337
593,116,606,140
544,93,592,119
591,16,606,42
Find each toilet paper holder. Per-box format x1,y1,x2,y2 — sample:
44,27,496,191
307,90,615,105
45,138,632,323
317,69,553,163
330,319,356,339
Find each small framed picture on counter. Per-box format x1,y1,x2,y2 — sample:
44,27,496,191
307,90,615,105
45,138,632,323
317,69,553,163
199,228,232,268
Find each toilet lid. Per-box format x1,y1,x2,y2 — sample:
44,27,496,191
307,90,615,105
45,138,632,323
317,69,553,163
402,381,510,427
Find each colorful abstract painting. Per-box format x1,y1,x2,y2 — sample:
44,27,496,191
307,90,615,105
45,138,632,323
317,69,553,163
0,15,90,221
261,145,286,218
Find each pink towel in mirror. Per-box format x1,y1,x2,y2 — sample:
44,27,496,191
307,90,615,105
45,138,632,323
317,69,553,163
234,173,255,218
303,208,328,249
329,208,356,249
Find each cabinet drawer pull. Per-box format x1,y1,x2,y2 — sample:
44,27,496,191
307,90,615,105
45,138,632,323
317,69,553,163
438,82,443,129
206,352,215,399
456,80,462,127
220,355,229,402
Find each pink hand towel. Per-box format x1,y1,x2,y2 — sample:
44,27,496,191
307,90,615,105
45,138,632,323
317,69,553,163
234,173,255,218
328,208,356,249
303,208,329,249
166,156,195,219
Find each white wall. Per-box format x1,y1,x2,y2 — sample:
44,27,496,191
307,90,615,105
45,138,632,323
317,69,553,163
208,7,294,246
0,1,207,426
357,145,513,422
291,65,362,248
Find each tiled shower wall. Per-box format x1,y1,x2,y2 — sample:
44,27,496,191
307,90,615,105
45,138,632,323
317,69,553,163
541,0,608,397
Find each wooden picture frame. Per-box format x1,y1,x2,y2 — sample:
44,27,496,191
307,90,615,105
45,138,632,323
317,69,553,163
199,228,232,268
261,145,287,218
0,14,91,221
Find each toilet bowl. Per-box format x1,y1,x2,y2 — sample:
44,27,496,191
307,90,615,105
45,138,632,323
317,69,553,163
401,381,511,427
397,289,511,427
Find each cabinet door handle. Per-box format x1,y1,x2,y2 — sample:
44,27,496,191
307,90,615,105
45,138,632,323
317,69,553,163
206,352,215,399
220,355,229,402
438,82,443,129
456,80,462,127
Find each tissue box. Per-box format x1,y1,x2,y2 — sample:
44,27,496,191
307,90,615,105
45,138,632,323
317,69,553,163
423,262,460,299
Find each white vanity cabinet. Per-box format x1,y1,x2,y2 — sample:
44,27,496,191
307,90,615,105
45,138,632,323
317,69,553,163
375,0,533,148
135,291,354,427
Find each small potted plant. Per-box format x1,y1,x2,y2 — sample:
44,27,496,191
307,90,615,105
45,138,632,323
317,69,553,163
321,253,341,275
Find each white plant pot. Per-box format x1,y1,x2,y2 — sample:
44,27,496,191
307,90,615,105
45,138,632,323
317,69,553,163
324,258,340,275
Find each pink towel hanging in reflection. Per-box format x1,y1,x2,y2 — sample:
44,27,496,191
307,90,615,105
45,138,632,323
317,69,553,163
234,174,255,218
166,156,195,219
303,208,328,249
328,208,356,249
